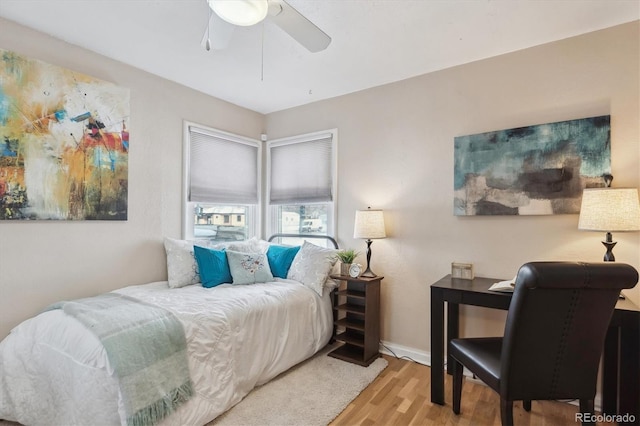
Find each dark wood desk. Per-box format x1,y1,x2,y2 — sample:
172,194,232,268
431,274,639,424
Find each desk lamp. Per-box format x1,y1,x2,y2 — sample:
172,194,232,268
354,207,386,277
578,185,640,261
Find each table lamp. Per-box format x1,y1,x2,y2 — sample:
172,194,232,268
578,187,640,261
353,207,386,277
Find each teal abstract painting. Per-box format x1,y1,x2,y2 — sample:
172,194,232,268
454,116,611,215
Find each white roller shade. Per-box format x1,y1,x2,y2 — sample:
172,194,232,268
269,134,333,204
189,127,258,204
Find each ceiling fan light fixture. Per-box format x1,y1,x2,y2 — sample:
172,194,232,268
208,0,269,26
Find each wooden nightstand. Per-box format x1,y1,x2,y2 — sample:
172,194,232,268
328,274,382,366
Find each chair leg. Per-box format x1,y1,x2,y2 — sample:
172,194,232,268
452,359,464,415
500,398,514,426
523,399,531,411
579,399,595,425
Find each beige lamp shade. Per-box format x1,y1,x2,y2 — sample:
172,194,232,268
354,209,386,239
578,188,640,232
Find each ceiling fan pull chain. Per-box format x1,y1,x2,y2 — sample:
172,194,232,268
206,7,212,51
261,22,265,81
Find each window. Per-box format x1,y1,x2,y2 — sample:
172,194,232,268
267,130,337,247
183,122,260,241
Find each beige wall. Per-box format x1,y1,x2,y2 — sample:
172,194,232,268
0,18,264,339
266,22,640,357
0,17,638,358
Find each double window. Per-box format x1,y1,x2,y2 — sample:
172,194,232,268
183,123,336,244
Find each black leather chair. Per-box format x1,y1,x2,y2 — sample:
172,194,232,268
449,261,638,426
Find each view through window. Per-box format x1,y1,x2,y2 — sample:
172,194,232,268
193,204,256,242
269,203,332,246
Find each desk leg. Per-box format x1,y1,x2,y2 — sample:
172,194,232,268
619,318,639,425
602,326,619,416
447,303,459,376
431,287,445,405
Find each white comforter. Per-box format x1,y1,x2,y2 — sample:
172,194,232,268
0,279,333,425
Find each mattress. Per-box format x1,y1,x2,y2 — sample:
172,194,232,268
0,279,333,425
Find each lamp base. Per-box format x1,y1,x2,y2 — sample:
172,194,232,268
602,240,616,262
360,267,377,278
602,231,617,262
360,239,377,278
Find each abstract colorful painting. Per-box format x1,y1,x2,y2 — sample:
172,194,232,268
0,49,129,220
454,116,610,216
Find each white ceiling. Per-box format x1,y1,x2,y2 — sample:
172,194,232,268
0,0,638,114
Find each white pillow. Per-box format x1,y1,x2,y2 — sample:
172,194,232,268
226,237,270,254
164,237,221,288
287,241,338,296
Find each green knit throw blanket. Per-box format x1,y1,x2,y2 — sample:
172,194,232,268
50,293,193,426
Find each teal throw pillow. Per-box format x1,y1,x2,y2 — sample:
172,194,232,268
226,250,274,285
193,246,232,288
267,245,301,279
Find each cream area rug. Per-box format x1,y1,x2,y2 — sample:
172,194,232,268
210,345,388,426
0,346,386,426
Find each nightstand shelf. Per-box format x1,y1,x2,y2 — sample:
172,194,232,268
336,289,366,299
336,303,365,315
335,331,365,347
329,274,382,366
335,317,365,331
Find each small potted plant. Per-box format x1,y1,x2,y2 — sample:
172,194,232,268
335,249,359,276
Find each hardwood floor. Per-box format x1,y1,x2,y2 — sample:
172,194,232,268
330,355,614,426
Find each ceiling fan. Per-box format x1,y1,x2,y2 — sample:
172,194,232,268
202,0,331,53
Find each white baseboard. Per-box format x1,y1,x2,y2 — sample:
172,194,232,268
379,340,430,366
378,340,603,411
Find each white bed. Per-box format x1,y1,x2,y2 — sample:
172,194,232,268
0,237,337,425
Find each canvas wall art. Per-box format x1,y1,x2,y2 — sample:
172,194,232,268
454,115,610,216
0,49,129,220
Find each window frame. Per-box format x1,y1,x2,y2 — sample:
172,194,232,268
182,121,262,240
265,129,338,240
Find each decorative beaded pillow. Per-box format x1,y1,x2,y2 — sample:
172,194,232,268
287,241,337,296
163,237,222,288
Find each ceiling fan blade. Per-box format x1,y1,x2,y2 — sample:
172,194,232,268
200,12,236,51
268,0,331,53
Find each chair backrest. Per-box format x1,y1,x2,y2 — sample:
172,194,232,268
500,261,638,401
